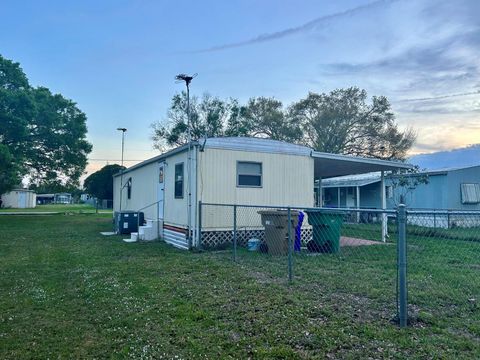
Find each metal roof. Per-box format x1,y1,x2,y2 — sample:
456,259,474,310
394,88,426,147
113,143,192,177
312,151,412,179
321,173,382,188
204,137,312,156
11,188,36,193
321,164,479,187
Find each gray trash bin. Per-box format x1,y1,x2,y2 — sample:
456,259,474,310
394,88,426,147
258,210,299,255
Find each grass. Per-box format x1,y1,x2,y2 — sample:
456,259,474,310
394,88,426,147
0,215,478,359
0,203,110,214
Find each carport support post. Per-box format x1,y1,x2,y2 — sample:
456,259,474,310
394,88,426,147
356,186,360,223
381,171,387,242
397,204,408,327
288,207,293,283
233,204,237,262
316,177,322,207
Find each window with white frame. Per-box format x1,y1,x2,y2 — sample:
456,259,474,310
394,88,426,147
237,161,262,187
461,183,480,204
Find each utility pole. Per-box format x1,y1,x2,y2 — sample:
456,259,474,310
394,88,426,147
117,127,127,212
175,73,196,248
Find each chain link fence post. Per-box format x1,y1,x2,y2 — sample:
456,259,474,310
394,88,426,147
397,204,408,327
288,207,293,283
233,204,237,262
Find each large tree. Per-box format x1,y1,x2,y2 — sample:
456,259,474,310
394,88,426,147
0,54,92,192
83,164,125,200
152,93,237,150
0,144,20,195
290,88,415,160
152,93,300,149
236,97,301,142
152,87,415,160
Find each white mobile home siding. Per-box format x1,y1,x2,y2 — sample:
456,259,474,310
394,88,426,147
113,150,192,226
113,161,158,219
198,147,314,230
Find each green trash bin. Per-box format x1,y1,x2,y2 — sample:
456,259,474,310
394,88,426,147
305,210,343,253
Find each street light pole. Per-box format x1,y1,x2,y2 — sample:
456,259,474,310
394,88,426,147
117,128,127,212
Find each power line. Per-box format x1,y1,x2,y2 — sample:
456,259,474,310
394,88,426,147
88,158,144,162
397,91,479,102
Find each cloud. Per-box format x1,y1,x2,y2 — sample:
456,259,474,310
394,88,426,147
315,0,480,102
188,0,401,53
397,91,479,102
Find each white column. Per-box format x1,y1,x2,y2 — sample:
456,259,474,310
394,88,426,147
337,187,341,208
356,186,360,223
381,171,387,242
318,177,322,207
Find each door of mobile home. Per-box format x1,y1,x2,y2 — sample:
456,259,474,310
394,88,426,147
158,162,165,219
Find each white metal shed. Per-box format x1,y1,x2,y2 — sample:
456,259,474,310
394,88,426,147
1,189,36,209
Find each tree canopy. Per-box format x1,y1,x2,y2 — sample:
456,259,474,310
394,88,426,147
152,87,415,160
83,164,125,200
290,88,415,159
151,93,300,151
0,54,92,193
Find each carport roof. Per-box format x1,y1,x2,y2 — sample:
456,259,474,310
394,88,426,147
312,151,412,179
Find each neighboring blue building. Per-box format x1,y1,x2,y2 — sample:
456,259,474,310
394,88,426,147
321,165,480,211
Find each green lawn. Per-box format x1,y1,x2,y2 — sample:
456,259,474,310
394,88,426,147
0,203,109,214
0,215,478,359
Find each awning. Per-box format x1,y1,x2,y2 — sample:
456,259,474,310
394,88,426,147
312,151,412,179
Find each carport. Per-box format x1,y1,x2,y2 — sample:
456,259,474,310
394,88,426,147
311,151,413,241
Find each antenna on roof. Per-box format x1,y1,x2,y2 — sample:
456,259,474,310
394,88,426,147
199,134,208,152
175,73,197,248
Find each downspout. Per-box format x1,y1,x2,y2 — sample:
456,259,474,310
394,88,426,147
193,144,198,248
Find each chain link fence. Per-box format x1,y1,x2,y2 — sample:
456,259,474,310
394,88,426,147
199,203,480,328
405,210,480,330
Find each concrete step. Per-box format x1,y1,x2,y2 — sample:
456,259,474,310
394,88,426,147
123,232,138,243
139,224,157,241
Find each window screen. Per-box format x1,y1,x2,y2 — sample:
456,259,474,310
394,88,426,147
174,163,184,198
386,186,393,199
461,183,480,204
237,162,262,187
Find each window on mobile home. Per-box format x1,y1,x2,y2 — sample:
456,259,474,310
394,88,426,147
461,183,480,204
175,163,184,198
127,178,132,199
237,162,262,187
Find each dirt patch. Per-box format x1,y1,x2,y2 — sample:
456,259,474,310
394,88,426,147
340,237,390,247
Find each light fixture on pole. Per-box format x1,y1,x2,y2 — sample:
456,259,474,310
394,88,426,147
175,73,197,248
117,127,127,212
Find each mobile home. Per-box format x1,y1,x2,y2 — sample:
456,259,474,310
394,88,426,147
321,165,480,227
113,137,411,249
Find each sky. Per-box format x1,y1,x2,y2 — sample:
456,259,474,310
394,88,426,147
1,0,479,177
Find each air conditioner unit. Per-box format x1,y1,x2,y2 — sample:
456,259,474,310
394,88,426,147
114,211,145,234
